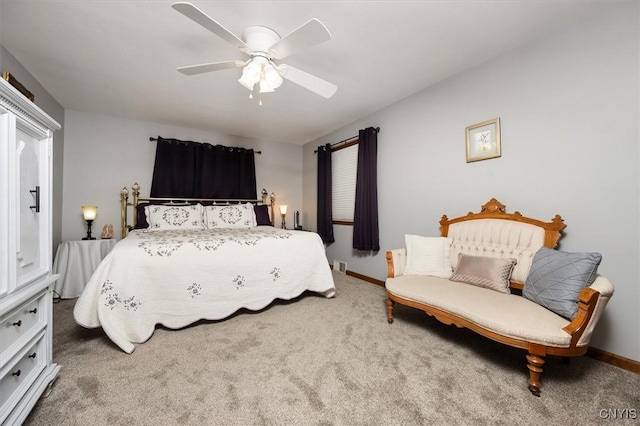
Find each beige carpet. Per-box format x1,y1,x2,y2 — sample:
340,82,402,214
26,272,639,425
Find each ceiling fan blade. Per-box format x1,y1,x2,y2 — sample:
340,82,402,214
268,18,331,60
279,64,337,99
172,2,251,54
177,60,245,75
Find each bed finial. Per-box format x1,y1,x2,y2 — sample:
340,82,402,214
269,192,276,226
120,187,130,239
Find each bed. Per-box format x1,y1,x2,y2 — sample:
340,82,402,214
73,184,336,353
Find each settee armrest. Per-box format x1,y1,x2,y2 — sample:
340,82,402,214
386,249,406,278
571,275,614,347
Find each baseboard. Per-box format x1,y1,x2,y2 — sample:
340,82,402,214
345,270,385,286
587,347,640,374
343,269,640,375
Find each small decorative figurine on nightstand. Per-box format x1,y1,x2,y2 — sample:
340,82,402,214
101,224,113,239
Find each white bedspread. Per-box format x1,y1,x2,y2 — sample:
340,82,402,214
73,227,336,353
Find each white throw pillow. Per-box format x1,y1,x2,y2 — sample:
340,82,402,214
146,204,204,231
403,235,453,278
204,203,256,229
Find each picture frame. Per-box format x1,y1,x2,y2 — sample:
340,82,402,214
465,117,500,163
2,71,35,102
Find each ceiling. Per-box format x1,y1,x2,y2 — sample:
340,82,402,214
0,1,619,145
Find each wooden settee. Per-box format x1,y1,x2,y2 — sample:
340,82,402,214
385,199,614,396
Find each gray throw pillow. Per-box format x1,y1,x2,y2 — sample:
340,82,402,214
523,247,602,320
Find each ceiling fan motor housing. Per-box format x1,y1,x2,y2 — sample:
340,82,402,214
242,26,280,56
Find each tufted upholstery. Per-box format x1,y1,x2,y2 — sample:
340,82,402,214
447,219,545,285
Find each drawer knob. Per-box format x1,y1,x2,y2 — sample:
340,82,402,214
29,352,37,359
12,369,21,377
29,308,38,314
12,320,22,327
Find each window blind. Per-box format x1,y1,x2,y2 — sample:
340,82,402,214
332,144,358,222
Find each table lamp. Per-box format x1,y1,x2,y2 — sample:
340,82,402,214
81,205,98,240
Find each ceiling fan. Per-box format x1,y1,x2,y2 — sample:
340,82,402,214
172,2,337,102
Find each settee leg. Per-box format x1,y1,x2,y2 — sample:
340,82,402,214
386,298,394,324
526,353,545,397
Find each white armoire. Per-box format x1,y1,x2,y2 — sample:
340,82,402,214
0,77,61,424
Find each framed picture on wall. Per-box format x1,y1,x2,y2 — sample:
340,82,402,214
2,71,35,102
465,118,500,163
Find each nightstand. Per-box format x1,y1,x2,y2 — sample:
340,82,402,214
52,239,116,299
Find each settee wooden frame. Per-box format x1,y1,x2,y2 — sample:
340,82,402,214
385,198,604,396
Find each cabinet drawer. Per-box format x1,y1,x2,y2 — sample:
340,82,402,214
0,333,46,423
0,293,46,362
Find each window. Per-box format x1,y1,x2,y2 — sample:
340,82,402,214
332,141,358,224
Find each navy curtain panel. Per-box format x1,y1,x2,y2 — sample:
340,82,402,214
150,136,257,199
316,143,334,243
353,127,379,251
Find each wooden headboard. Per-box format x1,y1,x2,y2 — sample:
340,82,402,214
119,183,276,238
439,198,566,291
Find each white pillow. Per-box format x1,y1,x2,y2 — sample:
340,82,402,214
403,235,453,278
146,204,204,231
143,202,192,229
204,203,256,229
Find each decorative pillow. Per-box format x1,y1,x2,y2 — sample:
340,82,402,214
205,203,256,229
450,254,517,293
254,204,272,226
146,204,204,231
523,247,602,320
403,235,453,278
140,202,193,230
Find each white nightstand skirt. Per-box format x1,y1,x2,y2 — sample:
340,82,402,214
53,239,117,299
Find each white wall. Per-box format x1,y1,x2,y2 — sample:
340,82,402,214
303,3,639,361
62,110,301,241
0,45,65,253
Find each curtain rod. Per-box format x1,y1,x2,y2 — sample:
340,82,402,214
149,137,262,155
313,127,380,154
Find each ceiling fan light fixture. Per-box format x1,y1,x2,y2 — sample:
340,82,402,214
237,59,263,90
238,75,255,91
263,63,283,89
259,79,276,94
239,57,283,96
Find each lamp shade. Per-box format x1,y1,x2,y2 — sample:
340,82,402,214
238,68,259,91
238,59,263,91
81,205,98,220
263,63,283,89
259,79,275,93
279,205,288,215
